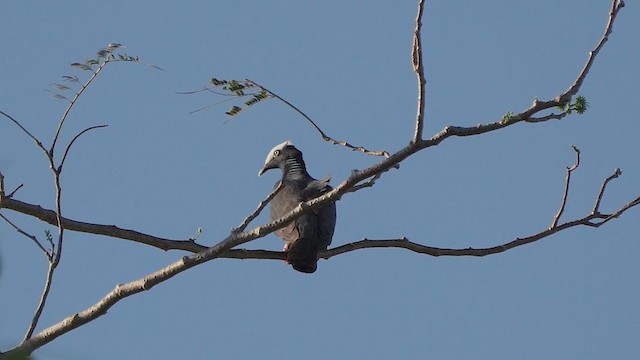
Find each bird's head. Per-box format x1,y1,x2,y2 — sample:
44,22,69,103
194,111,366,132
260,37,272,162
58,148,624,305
258,140,303,176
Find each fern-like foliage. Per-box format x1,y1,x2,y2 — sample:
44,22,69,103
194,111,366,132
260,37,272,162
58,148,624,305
47,43,158,103
203,78,274,117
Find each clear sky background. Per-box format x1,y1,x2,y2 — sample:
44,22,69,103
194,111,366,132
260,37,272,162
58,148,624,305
1,1,639,359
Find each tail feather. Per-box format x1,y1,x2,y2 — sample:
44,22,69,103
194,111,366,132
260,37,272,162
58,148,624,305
286,239,319,274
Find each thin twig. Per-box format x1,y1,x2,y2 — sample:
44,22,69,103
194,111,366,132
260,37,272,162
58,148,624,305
345,172,382,194
232,181,283,233
188,95,250,115
50,58,112,154
0,110,49,156
0,213,52,260
564,0,625,98
592,168,622,214
246,79,390,158
551,146,580,228
461,0,625,132
7,183,24,198
22,263,56,342
59,125,108,171
525,112,568,123
412,0,427,143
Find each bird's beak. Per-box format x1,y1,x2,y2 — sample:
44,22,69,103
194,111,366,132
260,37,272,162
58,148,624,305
258,160,276,176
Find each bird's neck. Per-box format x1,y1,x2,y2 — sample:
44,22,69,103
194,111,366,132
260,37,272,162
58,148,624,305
283,157,310,181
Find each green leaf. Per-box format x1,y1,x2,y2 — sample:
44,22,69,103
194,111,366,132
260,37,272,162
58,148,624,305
211,78,227,86
225,106,242,116
574,95,589,114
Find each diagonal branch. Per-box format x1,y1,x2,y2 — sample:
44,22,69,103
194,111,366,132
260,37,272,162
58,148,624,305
232,181,283,233
23,264,56,342
246,79,390,158
0,110,49,156
0,213,52,260
592,168,621,214
50,58,112,155
565,0,625,98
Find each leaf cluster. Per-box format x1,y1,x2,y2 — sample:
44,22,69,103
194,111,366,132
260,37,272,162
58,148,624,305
48,44,140,102
209,78,273,117
557,95,589,115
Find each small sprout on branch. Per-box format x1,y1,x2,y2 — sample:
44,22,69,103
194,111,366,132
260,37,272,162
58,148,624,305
500,111,513,125
44,229,54,254
189,227,203,241
556,95,589,115
574,95,589,114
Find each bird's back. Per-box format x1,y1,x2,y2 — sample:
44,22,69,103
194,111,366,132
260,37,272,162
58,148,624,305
270,176,336,273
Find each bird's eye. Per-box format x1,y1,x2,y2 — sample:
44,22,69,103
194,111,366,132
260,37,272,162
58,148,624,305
273,150,281,156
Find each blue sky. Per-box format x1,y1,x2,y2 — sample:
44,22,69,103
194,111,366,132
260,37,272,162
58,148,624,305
1,1,639,359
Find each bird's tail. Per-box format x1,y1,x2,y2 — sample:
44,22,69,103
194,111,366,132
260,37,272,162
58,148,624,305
286,239,319,274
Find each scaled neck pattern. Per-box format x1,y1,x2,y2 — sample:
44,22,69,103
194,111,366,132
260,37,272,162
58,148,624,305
283,156,309,181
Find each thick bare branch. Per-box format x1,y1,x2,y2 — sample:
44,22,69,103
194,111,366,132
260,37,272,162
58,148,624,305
0,197,207,252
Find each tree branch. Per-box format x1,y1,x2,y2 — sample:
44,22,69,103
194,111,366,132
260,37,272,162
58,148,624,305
0,1,631,356
246,79,391,158
412,0,426,143
551,146,580,228
565,0,625,98
23,263,56,342
50,58,112,155
0,213,52,260
232,181,283,233
59,125,108,172
0,197,207,252
0,110,49,156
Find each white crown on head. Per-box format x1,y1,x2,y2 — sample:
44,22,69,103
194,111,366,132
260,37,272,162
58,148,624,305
264,140,293,165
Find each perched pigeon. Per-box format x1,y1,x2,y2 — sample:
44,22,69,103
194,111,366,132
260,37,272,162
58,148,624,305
259,141,336,273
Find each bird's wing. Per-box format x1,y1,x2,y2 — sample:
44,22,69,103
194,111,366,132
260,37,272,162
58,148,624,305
302,176,336,249
271,181,303,244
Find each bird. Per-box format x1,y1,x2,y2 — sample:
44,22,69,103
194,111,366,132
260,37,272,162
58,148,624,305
258,141,336,273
